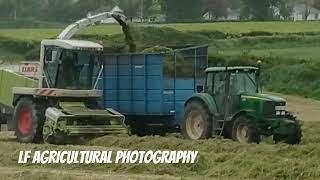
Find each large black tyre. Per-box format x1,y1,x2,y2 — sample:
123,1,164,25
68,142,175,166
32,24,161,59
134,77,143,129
44,133,70,145
13,97,46,143
128,122,166,137
273,116,302,145
232,115,260,144
181,101,212,140
151,127,167,136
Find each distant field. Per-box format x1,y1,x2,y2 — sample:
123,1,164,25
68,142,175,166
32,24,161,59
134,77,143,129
216,46,320,61
0,28,62,40
155,21,320,33
2,21,320,65
2,21,320,41
0,49,24,62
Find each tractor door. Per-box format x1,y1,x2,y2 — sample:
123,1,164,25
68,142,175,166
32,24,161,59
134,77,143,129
207,72,228,116
227,70,259,118
207,71,234,119
227,71,243,119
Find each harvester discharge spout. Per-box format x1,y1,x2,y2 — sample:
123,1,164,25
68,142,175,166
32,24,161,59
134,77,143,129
58,11,128,40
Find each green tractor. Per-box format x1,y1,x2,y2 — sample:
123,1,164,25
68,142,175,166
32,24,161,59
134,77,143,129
181,66,302,144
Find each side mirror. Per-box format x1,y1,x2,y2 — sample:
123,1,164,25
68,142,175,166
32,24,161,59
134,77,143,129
197,85,204,93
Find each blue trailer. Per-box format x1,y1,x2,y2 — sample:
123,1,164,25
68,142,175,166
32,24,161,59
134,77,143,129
101,45,208,135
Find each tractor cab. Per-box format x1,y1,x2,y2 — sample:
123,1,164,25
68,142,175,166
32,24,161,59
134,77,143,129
205,66,261,118
204,66,290,120
40,39,103,90
205,66,259,94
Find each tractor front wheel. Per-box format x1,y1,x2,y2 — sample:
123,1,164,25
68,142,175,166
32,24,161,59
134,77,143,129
273,117,302,145
232,115,260,144
181,101,212,140
13,97,45,143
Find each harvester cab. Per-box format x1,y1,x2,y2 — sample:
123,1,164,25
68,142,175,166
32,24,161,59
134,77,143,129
10,11,129,144
182,66,302,145
41,39,103,90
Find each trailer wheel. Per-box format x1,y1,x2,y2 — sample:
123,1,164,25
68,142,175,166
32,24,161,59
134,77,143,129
128,123,150,136
14,97,45,143
181,101,212,140
152,127,167,136
232,115,260,144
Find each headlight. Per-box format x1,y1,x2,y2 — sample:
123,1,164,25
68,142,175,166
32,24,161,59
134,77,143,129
275,106,286,116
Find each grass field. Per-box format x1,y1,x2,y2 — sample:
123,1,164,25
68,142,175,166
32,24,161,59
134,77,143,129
1,21,320,98
0,49,24,62
0,22,320,179
0,28,62,41
0,93,318,180
217,46,320,61
156,21,320,33
2,21,320,62
2,21,320,41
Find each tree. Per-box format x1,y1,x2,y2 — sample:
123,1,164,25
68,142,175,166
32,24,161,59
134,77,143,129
0,0,16,20
140,0,154,20
277,0,295,20
0,0,45,20
206,0,227,20
240,0,279,20
304,0,314,19
160,0,206,22
227,0,241,10
112,0,140,21
40,0,76,22
314,0,320,9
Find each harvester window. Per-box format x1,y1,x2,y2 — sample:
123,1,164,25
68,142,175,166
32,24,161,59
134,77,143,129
57,51,77,89
54,50,101,90
44,48,62,87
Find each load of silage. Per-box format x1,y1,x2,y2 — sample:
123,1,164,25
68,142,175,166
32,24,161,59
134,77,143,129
141,46,174,53
100,26,209,53
24,26,208,60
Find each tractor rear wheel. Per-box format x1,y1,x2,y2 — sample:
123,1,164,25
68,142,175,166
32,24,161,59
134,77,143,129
232,115,260,144
181,101,212,140
13,97,45,143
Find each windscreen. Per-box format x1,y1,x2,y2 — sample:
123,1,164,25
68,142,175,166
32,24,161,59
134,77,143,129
44,49,101,90
230,70,258,95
